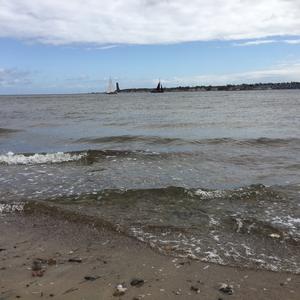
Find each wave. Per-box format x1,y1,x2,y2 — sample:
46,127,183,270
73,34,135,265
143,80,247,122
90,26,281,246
4,183,299,273
32,184,288,204
20,185,299,273
0,149,164,166
74,135,300,148
76,135,185,145
0,151,87,165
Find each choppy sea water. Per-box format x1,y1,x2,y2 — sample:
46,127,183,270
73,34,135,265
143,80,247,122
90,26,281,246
0,91,299,273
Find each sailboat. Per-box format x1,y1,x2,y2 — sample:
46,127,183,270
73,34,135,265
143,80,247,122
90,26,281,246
116,82,121,92
151,80,164,93
106,77,117,94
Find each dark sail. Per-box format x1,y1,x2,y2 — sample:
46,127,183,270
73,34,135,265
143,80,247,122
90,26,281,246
151,80,164,93
116,82,120,92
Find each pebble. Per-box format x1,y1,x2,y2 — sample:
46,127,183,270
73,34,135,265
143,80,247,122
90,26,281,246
190,285,201,294
173,289,181,295
32,260,42,271
68,258,82,263
84,276,99,281
269,233,280,238
219,283,234,295
130,279,145,287
47,258,56,265
31,259,45,277
113,284,127,297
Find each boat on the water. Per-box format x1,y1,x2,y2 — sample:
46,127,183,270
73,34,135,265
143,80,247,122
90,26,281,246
106,78,118,94
151,81,164,93
116,82,120,92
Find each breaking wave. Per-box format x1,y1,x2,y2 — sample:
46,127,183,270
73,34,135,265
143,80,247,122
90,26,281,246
0,151,87,165
0,202,24,215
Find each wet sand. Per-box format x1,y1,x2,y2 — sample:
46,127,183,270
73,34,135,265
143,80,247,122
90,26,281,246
0,212,299,300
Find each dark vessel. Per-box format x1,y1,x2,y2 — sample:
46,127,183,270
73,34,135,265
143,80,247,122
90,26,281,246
151,81,164,93
116,82,121,92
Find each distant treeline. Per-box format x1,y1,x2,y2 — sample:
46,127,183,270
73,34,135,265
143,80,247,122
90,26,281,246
119,82,300,93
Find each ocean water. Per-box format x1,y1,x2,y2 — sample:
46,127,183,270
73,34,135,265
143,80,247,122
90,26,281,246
0,90,299,273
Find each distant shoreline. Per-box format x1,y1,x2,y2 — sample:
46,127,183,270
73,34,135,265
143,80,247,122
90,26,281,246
119,82,300,93
1,82,300,96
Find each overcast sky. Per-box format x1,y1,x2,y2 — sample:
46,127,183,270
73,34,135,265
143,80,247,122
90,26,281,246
1,0,300,93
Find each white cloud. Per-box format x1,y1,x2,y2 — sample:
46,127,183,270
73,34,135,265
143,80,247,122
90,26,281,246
284,39,300,44
233,40,277,46
163,62,300,86
0,68,31,86
0,0,300,45
85,45,119,51
233,38,300,47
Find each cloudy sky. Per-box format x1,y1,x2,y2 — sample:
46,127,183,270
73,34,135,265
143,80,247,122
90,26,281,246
1,0,300,93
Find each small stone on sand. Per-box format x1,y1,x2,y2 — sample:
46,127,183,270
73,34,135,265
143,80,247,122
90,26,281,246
130,278,145,287
219,283,234,295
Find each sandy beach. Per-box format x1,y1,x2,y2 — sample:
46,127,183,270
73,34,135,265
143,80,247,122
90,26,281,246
1,208,299,300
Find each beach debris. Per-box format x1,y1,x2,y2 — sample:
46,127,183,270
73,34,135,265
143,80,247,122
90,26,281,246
190,285,201,294
31,259,45,277
68,258,82,263
219,283,234,295
113,284,127,296
130,278,145,287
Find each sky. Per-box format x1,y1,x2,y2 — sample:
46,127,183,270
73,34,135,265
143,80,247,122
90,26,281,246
0,0,300,94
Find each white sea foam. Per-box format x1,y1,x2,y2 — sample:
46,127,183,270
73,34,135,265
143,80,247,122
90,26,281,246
0,151,86,165
194,189,225,199
0,203,24,214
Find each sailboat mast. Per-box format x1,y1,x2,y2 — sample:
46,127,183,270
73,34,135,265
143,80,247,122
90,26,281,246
106,77,116,94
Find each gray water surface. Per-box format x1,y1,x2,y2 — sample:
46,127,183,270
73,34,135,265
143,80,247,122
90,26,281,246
0,90,299,273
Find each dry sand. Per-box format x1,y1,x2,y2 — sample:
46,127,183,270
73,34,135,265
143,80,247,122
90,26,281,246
0,211,299,300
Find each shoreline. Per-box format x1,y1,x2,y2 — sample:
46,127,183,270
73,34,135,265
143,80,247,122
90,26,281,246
1,210,299,299
1,82,300,96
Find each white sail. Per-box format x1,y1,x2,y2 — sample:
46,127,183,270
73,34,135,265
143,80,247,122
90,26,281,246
106,77,115,94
